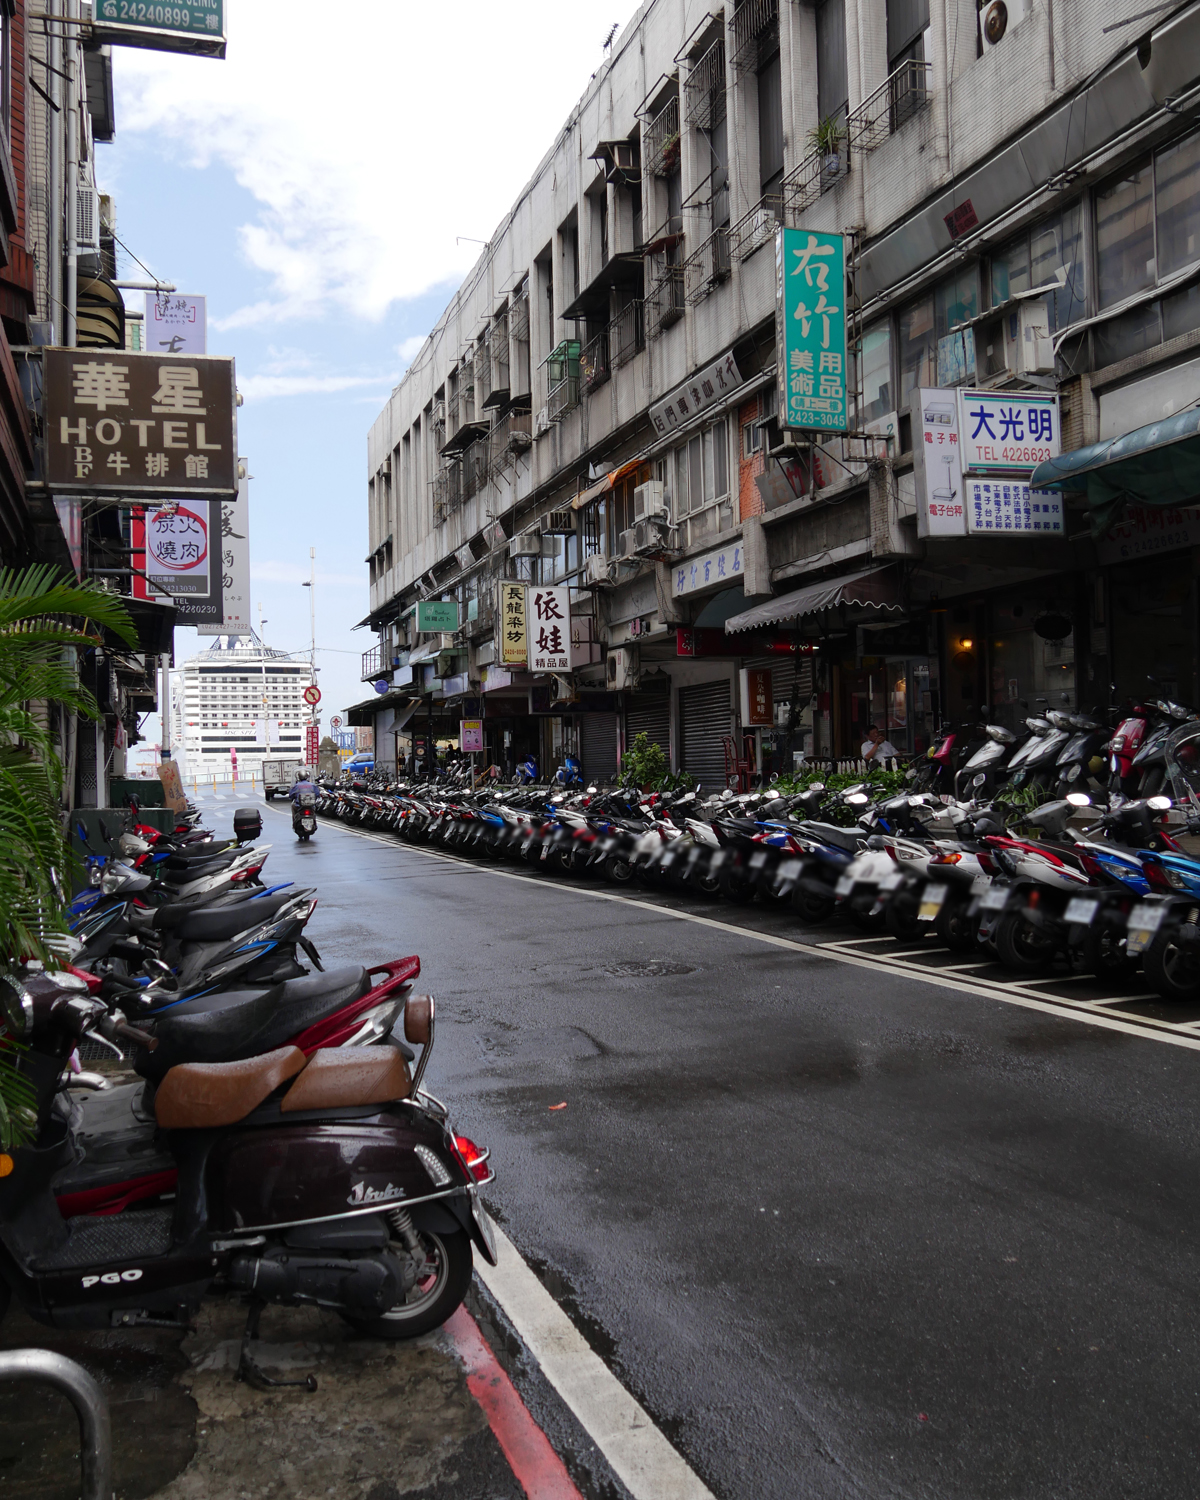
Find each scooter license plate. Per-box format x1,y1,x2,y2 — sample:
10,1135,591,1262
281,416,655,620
778,859,802,879
1125,903,1166,956
918,884,948,920
1064,897,1100,926
981,885,1009,912
835,874,855,896
709,850,726,870
469,1187,498,1263
749,852,767,870
879,871,904,892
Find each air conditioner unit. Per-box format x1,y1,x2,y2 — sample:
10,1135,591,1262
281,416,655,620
534,406,551,436
582,553,615,587
509,533,542,558
633,518,667,555
550,673,578,704
633,480,666,521
606,141,638,182
980,0,1030,49
606,645,639,691
618,527,638,558
542,510,575,535
1010,299,1055,376
77,185,100,250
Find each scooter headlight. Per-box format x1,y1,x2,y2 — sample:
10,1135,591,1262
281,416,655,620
100,868,123,894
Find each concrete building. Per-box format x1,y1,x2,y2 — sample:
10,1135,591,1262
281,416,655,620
174,635,314,781
360,0,1200,784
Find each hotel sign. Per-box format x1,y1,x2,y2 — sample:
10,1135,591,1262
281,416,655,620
43,350,238,497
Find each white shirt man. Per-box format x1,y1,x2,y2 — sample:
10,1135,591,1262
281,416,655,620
861,726,899,762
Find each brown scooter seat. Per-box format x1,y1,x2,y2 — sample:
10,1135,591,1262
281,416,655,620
281,1047,411,1112
155,1046,306,1129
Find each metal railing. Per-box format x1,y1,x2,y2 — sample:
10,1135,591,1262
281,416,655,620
361,645,381,680
611,300,645,366
686,38,726,130
509,292,529,341
645,95,680,177
0,1350,111,1500
581,327,611,391
729,194,782,261
782,146,848,216
848,57,932,151
646,264,686,339
683,227,732,304
730,0,778,68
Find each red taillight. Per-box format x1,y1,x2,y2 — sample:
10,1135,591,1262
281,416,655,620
930,851,962,865
231,864,264,883
453,1135,491,1183
1028,889,1040,907
1143,861,1175,893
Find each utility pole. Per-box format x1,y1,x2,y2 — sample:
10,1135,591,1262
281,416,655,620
258,604,271,757
65,0,80,346
301,549,318,768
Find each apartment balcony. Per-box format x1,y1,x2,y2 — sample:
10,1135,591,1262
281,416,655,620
361,645,381,682
848,58,932,151
646,265,686,340
782,146,849,217
581,327,611,392
730,0,778,69
610,300,645,367
685,37,726,130
645,95,680,178
729,194,782,262
683,227,732,305
545,339,581,422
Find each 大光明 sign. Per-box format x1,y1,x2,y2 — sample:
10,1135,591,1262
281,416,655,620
93,0,226,58
415,599,460,633
777,228,848,432
44,350,237,497
498,582,528,666
965,480,1063,534
671,541,743,597
956,389,1060,474
145,293,206,356
911,388,965,538
1095,504,1200,566
649,353,743,436
527,587,571,673
460,720,485,753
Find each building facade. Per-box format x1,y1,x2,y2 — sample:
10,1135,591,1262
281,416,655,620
361,0,1200,785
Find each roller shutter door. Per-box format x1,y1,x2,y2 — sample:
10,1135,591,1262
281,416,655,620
579,713,619,784
624,692,671,756
742,653,814,717
679,679,731,790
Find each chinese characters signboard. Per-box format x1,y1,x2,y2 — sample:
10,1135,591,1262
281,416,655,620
912,388,965,537
306,726,319,766
777,228,848,432
44,350,237,497
649,353,743,436
92,1,226,58
196,472,251,634
671,541,744,597
498,582,528,666
955,389,1061,473
460,720,485,753
131,500,222,624
527,587,571,672
1095,505,1200,566
739,668,774,728
415,600,460,632
145,293,206,356
965,481,1063,534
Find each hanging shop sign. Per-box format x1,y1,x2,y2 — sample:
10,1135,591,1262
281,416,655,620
43,349,238,497
776,228,848,433
527,586,572,673
649,352,743,436
460,720,485,752
911,388,966,538
92,0,227,58
131,500,223,624
196,467,250,633
305,726,319,764
1095,504,1200,565
415,599,459,632
498,582,528,666
955,388,1061,474
144,293,207,356
672,541,744,598
965,480,1064,534
739,668,774,727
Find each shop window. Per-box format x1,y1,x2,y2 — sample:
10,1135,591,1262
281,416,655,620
1093,298,1163,368
1096,164,1156,309
1163,280,1200,342
934,266,979,339
898,293,935,407
991,203,1086,332
856,319,893,424
886,0,930,76
1154,129,1200,280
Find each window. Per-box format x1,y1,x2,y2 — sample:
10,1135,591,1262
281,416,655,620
934,265,979,339
816,0,848,125
743,419,763,457
1096,165,1155,309
898,293,935,406
886,0,929,75
1154,130,1200,279
856,320,893,425
674,420,729,514
757,48,784,197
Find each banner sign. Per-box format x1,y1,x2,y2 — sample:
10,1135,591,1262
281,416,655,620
1095,504,1200,566
739,668,774,727
965,480,1064,534
649,352,743,436
132,500,223,624
955,389,1061,474
44,349,237,496
912,388,966,538
777,228,848,432
499,582,528,666
415,599,459,632
92,0,226,58
305,726,319,765
460,719,485,752
145,293,206,356
527,586,572,673
672,540,744,597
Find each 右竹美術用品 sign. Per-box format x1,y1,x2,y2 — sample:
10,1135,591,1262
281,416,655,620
777,228,848,433
92,0,226,58
43,350,237,497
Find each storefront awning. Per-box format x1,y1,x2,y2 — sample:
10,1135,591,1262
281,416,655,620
1030,406,1200,534
345,690,422,727
724,566,901,634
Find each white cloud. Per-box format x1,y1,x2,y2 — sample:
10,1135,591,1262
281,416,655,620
252,560,365,588
397,335,426,364
238,371,398,400
113,3,638,327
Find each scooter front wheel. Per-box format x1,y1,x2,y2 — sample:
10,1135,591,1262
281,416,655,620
339,1227,473,1341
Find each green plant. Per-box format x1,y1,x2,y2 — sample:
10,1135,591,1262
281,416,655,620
808,114,846,158
618,733,696,794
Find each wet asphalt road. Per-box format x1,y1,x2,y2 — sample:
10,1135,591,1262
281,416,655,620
251,795,1200,1500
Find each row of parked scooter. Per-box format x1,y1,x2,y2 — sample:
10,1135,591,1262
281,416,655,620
0,799,496,1366
317,712,1200,1002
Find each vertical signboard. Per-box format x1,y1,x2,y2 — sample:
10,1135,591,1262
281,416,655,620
777,228,848,432
132,500,223,624
460,720,485,752
527,586,572,672
145,293,207,356
305,725,319,766
911,388,966,537
739,668,774,727
499,582,528,666
196,466,251,634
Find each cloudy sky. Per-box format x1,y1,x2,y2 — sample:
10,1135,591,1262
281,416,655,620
111,1,637,764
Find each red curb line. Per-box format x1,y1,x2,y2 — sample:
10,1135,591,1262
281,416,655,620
446,1304,585,1500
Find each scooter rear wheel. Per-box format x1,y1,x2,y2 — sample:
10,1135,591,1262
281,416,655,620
884,890,924,942
1078,922,1139,984
339,1227,473,1340
791,886,836,924
1143,926,1200,1002
718,869,757,904
994,908,1056,973
934,899,978,952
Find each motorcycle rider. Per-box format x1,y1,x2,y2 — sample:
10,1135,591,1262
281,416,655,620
290,766,319,839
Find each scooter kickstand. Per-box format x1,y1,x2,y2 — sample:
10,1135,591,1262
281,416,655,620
235,1299,318,1392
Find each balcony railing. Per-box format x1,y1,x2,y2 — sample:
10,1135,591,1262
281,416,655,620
848,58,932,151
729,195,782,261
782,146,849,217
581,327,611,392
645,95,680,177
510,291,530,342
683,227,732,305
686,38,726,130
361,646,381,682
611,300,645,367
646,265,686,340
730,0,778,69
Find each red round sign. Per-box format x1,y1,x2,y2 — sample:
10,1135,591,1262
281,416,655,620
303,685,321,706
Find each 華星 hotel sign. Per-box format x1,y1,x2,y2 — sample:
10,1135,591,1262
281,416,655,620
42,350,238,498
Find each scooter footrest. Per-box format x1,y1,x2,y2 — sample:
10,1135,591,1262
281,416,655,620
32,1206,174,1270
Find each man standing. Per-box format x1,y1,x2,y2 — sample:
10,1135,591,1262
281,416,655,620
861,725,900,765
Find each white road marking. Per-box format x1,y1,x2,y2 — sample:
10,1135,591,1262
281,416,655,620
475,1225,716,1500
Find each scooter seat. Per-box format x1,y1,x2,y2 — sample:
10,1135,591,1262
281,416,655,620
800,822,864,852
155,1046,307,1129
160,887,301,943
168,838,236,859
281,1047,411,1111
272,967,372,1031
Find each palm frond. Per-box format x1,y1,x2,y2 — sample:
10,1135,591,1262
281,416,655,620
0,1035,38,1151
0,564,137,646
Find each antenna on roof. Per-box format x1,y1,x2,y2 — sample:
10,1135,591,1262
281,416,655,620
603,22,618,51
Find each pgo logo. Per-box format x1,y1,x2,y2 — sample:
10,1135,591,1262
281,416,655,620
81,1268,144,1289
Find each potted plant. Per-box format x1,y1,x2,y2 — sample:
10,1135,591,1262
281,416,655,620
808,115,847,184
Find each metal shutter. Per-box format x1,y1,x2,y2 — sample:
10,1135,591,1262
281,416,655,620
679,679,731,790
625,692,671,755
579,713,619,784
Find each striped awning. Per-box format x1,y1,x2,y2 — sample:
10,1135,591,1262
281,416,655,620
724,565,900,633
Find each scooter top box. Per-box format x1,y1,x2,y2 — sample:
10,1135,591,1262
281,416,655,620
233,807,263,840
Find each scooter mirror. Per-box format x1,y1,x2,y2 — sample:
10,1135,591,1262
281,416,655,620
1147,795,1173,811
808,781,825,793
1066,792,1092,807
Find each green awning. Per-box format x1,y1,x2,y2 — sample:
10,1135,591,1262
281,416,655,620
1030,406,1200,534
